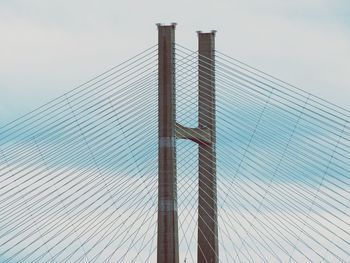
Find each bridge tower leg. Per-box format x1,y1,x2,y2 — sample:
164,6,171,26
197,31,218,263
156,24,217,263
157,23,179,263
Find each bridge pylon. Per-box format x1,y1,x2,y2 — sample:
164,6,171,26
157,23,217,263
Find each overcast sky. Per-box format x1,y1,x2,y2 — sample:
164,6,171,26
0,0,350,125
0,1,349,261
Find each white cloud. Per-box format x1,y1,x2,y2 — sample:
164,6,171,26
0,0,349,123
1,161,349,262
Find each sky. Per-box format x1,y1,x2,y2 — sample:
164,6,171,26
0,1,350,261
0,0,350,125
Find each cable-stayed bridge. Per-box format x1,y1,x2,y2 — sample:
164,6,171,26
0,24,349,263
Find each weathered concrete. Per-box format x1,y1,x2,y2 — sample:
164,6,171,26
157,23,179,263
197,31,218,263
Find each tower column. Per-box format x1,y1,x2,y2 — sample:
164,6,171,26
157,23,179,263
197,31,218,263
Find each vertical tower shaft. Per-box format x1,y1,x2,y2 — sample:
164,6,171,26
157,23,179,263
197,31,218,263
